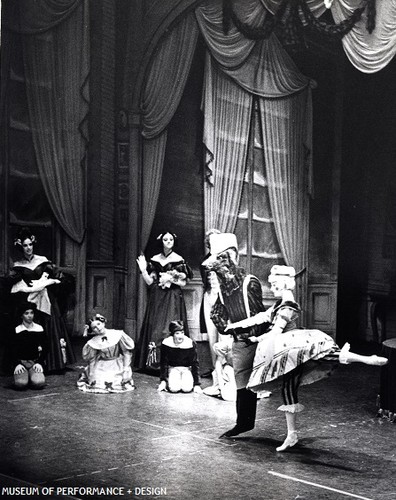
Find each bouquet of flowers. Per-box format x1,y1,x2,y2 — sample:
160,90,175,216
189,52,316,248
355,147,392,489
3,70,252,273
146,341,159,368
158,269,186,289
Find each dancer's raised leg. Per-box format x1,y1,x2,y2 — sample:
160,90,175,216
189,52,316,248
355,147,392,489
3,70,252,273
339,343,388,366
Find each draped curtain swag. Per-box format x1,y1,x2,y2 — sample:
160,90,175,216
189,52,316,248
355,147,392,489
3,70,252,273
196,0,311,97
19,0,89,333
259,0,396,73
197,0,312,281
2,0,82,34
331,0,396,73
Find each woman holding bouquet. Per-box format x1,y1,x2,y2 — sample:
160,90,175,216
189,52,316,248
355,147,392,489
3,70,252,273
135,231,193,371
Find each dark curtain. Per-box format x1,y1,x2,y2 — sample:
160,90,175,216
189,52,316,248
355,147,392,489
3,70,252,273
2,0,89,333
2,0,82,34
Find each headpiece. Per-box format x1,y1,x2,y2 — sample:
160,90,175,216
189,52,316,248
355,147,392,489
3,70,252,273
157,232,177,241
204,228,221,249
169,320,184,334
88,313,107,324
208,233,238,255
14,227,36,248
268,265,296,283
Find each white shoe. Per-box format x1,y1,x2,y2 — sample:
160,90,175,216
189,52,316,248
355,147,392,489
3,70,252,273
276,431,298,452
366,355,388,366
339,343,388,366
203,385,221,397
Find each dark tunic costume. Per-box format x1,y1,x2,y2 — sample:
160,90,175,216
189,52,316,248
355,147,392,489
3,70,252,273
211,273,268,389
160,336,200,387
13,322,48,370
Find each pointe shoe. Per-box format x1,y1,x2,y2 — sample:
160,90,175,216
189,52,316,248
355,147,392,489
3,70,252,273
339,342,352,364
219,425,254,438
276,431,298,452
367,355,388,366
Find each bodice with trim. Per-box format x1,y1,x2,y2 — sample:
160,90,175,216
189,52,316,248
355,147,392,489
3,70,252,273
11,255,56,284
268,299,301,332
147,252,193,284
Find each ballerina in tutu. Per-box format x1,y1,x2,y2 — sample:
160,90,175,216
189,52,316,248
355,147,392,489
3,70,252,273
226,265,388,452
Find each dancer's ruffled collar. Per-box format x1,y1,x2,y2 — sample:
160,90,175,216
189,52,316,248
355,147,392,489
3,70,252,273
87,329,123,349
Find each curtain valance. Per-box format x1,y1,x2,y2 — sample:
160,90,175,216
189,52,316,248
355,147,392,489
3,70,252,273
259,0,396,73
332,0,396,74
196,0,312,98
3,0,82,34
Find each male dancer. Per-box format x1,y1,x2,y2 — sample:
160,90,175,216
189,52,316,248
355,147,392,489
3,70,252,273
202,233,269,437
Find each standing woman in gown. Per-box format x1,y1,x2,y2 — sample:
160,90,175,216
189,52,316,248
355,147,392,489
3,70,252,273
135,231,193,371
9,227,75,372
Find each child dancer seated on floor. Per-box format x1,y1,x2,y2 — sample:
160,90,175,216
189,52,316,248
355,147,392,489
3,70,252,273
158,320,202,393
13,301,47,390
225,265,388,452
77,313,135,394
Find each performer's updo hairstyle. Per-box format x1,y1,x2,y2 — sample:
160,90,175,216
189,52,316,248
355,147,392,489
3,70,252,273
17,301,38,318
14,227,37,254
86,313,107,333
169,320,184,334
156,231,178,251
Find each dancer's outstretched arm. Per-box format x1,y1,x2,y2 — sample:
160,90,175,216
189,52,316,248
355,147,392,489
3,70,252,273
225,310,271,331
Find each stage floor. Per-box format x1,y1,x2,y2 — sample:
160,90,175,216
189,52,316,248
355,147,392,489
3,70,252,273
0,340,394,500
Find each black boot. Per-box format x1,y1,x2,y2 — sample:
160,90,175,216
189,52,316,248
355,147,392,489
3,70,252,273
220,388,257,438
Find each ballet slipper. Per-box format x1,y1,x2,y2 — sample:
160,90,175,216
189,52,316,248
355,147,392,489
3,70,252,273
276,431,298,452
366,355,388,366
339,343,388,366
339,342,352,364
